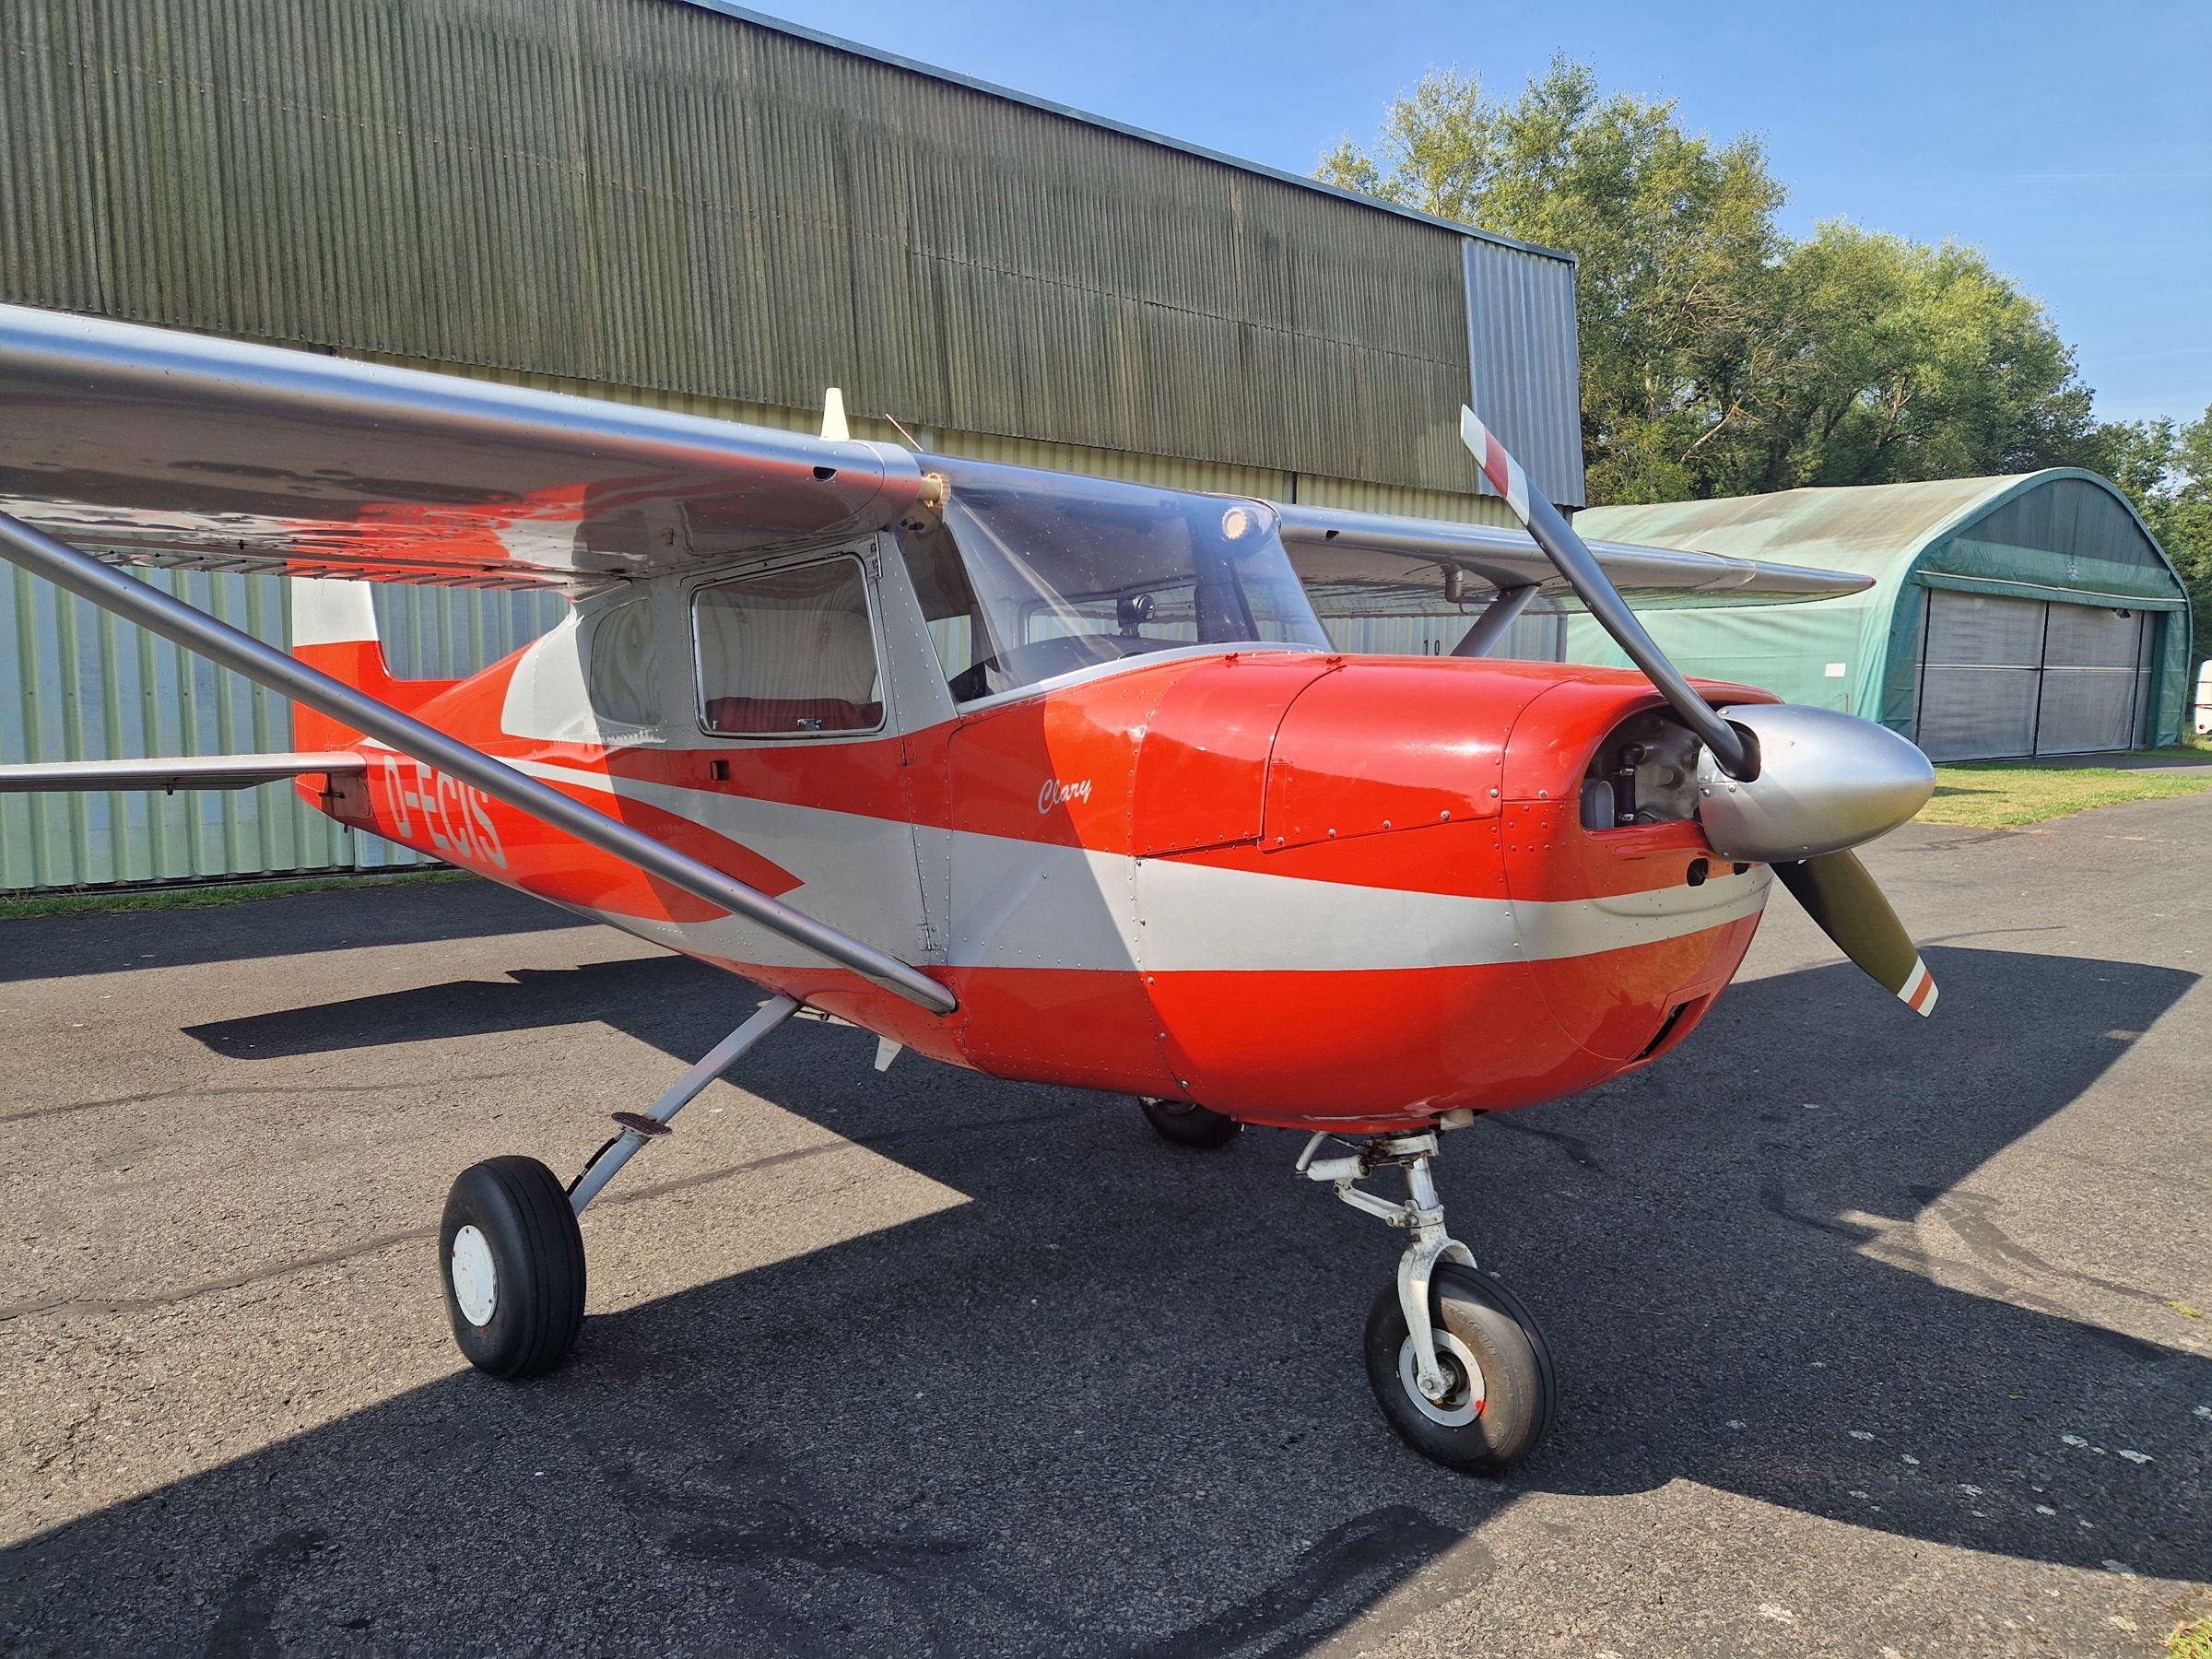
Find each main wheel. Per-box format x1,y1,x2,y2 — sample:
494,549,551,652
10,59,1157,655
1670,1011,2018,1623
1136,1095,1240,1148
439,1156,586,1379
1362,1262,1555,1472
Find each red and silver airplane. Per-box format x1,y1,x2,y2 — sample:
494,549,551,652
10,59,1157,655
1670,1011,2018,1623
0,304,1937,1471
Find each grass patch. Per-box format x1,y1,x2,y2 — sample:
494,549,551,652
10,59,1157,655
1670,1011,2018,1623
0,868,465,920
2170,1615,2212,1659
1920,758,2211,829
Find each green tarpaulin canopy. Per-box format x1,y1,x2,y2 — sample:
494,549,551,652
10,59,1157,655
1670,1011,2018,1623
1565,470,2193,751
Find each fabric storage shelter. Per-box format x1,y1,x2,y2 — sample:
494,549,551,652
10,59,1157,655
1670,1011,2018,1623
1565,470,2193,760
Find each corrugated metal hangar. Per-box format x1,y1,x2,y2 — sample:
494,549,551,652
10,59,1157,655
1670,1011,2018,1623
0,0,1583,891
1569,471,2194,760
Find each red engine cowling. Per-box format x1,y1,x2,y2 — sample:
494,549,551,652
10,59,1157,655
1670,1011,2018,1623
1129,657,1774,1129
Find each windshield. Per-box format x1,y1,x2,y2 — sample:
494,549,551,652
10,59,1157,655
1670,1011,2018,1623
899,459,1330,701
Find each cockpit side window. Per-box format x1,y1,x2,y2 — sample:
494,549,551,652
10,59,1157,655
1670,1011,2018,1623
692,558,883,736
896,512,1000,701
582,591,659,731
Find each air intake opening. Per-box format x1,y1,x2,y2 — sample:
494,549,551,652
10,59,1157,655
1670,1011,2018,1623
1636,1000,1692,1062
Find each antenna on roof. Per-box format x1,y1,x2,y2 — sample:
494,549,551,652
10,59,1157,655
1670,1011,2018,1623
818,387,850,442
881,411,924,452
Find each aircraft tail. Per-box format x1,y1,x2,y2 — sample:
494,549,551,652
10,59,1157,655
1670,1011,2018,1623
288,577,449,746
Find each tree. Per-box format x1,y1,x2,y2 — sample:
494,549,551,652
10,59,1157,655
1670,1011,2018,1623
1319,61,2104,505
1748,225,2101,490
2099,407,2212,668
1320,60,1787,503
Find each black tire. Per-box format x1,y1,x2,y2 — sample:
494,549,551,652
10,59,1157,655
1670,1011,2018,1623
439,1156,586,1380
1362,1262,1555,1473
1136,1095,1241,1148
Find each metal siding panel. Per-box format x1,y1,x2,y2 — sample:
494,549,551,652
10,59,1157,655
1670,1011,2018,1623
1464,236,1586,509
1324,608,1565,662
1,0,1577,494
1294,477,1518,528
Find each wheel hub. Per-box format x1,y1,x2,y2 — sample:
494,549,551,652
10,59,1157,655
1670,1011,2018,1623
449,1223,499,1327
1399,1329,1486,1427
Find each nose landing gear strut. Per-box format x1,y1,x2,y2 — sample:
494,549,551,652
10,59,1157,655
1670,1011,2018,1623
1299,1128,1557,1471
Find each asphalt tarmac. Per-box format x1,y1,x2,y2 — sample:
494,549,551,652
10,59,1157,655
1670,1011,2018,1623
2,791,2207,1657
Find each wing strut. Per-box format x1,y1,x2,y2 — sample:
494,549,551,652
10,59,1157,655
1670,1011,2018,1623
1450,583,1539,659
0,512,958,1018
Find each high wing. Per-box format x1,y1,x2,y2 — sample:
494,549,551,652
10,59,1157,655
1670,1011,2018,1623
0,303,924,593
1274,501,1872,620
0,304,952,1012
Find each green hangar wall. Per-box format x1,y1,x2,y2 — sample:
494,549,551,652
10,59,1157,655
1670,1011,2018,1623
0,0,1586,890
1568,471,2194,760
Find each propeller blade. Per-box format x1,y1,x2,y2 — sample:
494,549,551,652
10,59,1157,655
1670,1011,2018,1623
1455,408,1936,1018
1772,852,1938,1017
1458,407,1755,780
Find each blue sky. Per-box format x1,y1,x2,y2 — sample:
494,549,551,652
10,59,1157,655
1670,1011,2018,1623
741,0,2211,427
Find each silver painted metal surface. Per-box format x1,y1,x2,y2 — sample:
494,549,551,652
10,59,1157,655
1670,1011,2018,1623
0,305,924,590
0,512,957,1015
1452,585,1540,657
0,751,363,794
0,0,1578,495
1399,1328,1488,1427
447,1225,499,1328
1275,503,1872,609
1696,703,1936,863
1300,1130,1477,1402
568,994,802,1213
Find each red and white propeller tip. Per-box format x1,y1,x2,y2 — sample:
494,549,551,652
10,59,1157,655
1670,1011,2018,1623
1898,955,1939,1017
1460,407,1533,525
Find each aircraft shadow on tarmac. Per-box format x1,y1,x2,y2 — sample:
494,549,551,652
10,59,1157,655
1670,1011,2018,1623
6,945,2206,1655
0,878,580,984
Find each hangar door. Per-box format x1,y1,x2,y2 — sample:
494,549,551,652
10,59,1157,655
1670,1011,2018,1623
1915,591,2158,760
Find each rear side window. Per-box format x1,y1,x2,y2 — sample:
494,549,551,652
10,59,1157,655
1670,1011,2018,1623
693,559,883,736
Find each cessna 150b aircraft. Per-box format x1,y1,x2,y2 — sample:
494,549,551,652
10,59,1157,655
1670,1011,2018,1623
0,304,1937,1471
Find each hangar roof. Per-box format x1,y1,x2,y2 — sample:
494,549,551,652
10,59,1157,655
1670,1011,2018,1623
1575,470,2186,611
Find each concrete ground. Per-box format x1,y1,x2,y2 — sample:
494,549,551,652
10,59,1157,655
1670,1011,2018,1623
1,794,2207,1658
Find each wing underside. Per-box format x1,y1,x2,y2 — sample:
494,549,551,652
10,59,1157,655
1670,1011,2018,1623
0,303,924,594
1272,502,1872,616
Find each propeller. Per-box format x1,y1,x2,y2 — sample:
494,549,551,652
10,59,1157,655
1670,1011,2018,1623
1458,407,1939,1017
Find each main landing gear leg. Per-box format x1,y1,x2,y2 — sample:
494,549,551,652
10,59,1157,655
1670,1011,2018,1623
437,994,802,1379
1298,1128,1557,1472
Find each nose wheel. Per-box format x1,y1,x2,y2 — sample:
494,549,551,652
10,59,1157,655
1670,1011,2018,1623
1300,1129,1557,1472
1363,1261,1554,1470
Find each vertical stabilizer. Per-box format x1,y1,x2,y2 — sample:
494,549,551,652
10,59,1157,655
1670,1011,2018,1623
290,576,380,648
288,577,403,747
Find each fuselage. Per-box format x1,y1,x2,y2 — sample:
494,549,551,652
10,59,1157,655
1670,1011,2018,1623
291,525,1774,1133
